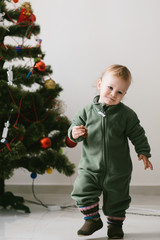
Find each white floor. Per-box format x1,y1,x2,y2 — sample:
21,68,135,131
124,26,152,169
0,193,160,240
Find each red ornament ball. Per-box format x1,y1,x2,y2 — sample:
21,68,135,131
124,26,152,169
65,137,77,148
34,61,46,72
40,137,52,149
13,0,19,3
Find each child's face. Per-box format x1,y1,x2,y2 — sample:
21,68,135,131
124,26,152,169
97,72,130,106
25,4,30,10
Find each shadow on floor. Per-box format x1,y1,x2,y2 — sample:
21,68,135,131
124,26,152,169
125,232,160,239
81,232,160,240
87,238,106,240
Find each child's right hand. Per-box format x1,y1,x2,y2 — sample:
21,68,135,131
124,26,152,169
138,154,153,170
72,125,88,139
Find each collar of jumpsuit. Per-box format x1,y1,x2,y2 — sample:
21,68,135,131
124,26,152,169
93,95,122,116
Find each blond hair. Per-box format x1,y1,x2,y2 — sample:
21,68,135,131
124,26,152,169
101,64,132,83
22,2,32,11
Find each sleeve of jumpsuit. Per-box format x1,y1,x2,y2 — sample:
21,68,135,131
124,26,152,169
125,109,151,158
68,107,87,143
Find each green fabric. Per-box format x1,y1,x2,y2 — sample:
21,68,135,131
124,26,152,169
68,95,151,217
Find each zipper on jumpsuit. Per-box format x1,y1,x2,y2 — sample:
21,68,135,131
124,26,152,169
98,109,108,184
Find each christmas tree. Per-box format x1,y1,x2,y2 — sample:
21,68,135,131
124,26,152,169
0,0,75,213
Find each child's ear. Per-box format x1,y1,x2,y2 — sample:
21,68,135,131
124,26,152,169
97,78,102,90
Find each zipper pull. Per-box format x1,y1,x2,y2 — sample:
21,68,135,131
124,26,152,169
98,111,106,117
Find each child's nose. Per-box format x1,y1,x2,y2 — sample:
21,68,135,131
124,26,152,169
111,91,117,98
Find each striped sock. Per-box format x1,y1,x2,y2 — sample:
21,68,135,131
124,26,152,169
107,216,125,226
78,203,100,220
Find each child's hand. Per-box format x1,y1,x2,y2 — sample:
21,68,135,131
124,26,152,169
72,125,88,139
138,154,153,170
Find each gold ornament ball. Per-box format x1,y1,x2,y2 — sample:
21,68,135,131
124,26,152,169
44,78,56,90
46,168,53,174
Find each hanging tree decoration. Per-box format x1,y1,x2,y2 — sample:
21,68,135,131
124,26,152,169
34,60,46,72
26,60,46,78
26,56,46,79
17,2,36,23
65,136,77,148
1,121,9,144
16,46,21,52
44,78,56,90
7,66,13,86
26,68,33,79
40,137,52,149
46,168,53,174
1,120,11,152
30,172,37,179
35,36,42,47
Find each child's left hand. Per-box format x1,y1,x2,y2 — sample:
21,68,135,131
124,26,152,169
138,154,153,170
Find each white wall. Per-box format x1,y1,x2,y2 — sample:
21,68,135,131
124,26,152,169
7,0,160,186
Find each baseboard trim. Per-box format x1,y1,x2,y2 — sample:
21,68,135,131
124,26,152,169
5,185,160,196
130,185,160,195
6,185,73,195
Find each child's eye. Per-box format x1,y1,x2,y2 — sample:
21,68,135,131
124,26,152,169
108,86,113,90
118,91,123,95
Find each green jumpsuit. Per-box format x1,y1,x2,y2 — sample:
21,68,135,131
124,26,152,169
68,96,151,217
